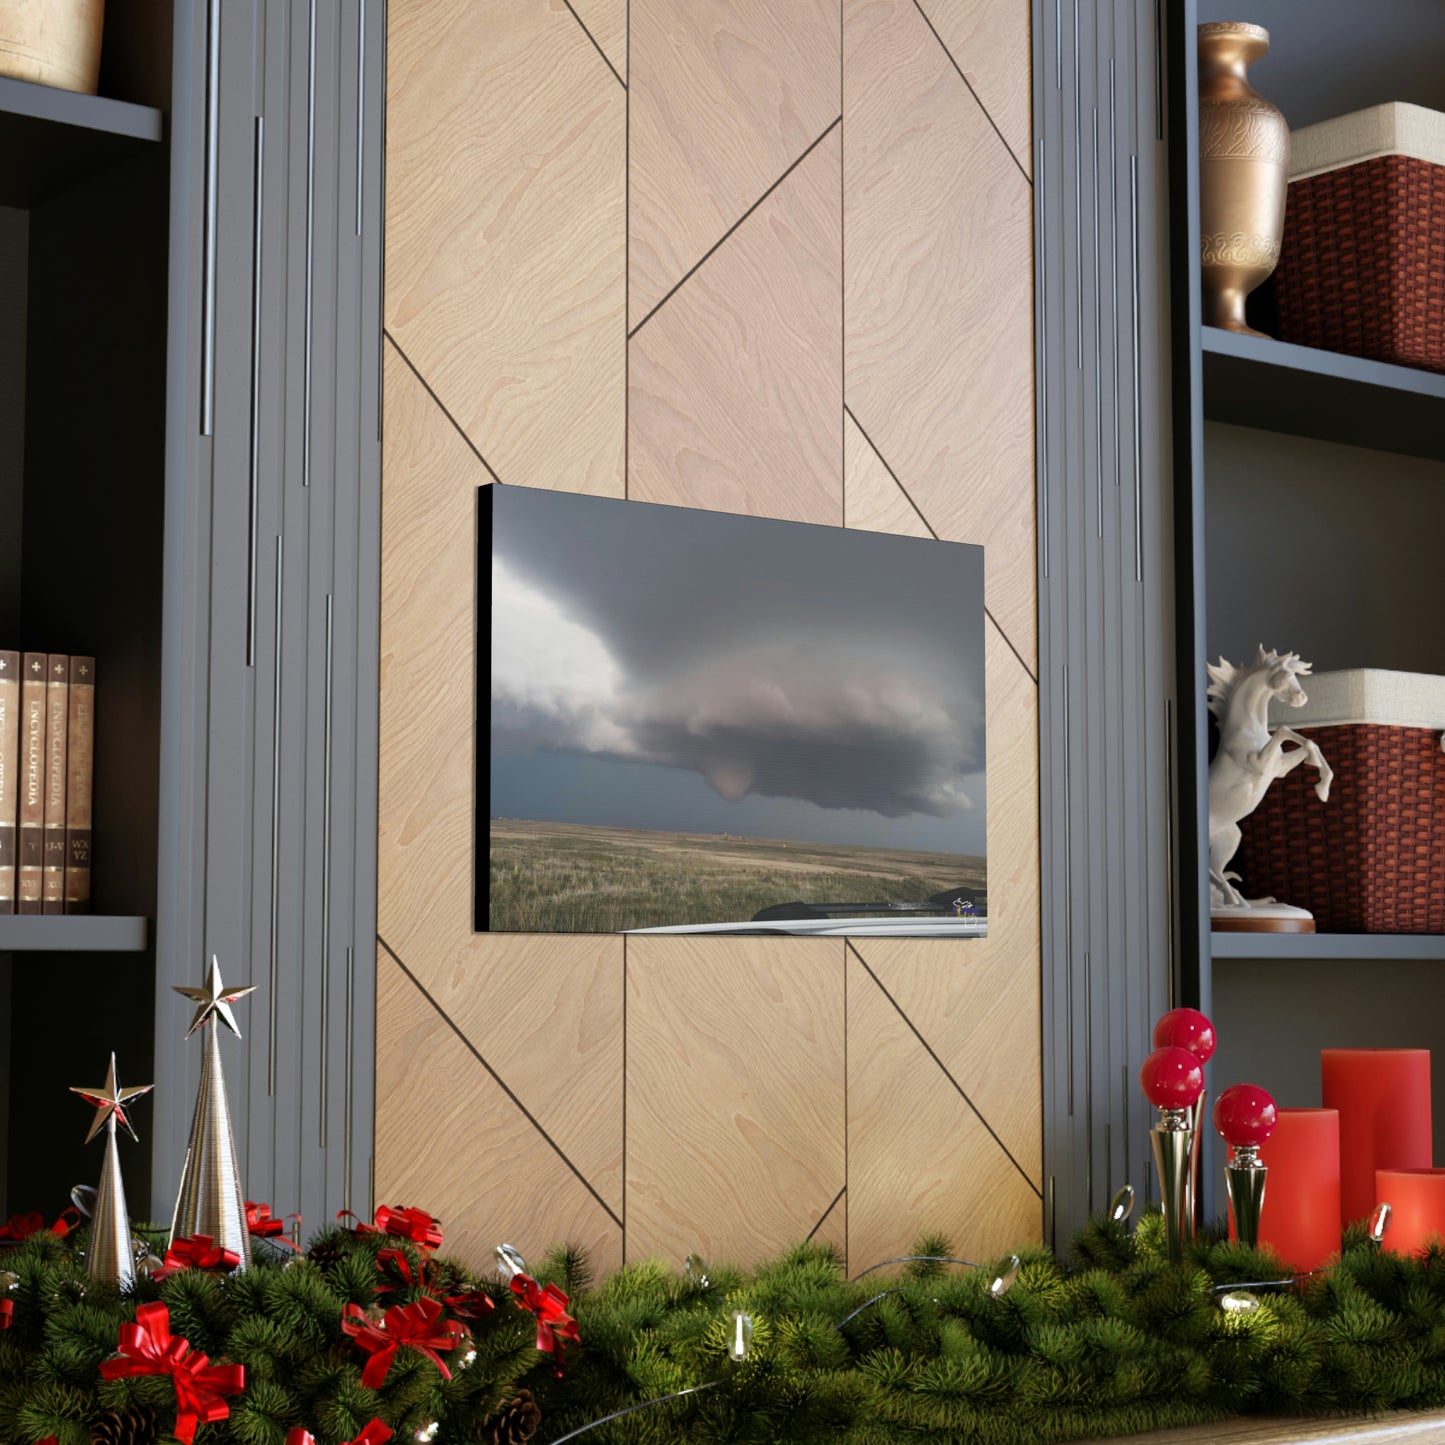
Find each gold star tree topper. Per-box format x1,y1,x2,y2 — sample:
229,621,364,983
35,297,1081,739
70,1053,153,1144
174,955,257,1039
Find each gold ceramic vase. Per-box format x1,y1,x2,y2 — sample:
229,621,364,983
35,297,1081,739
1198,22,1289,336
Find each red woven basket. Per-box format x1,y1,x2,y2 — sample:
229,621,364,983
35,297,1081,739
1234,723,1445,933
1273,155,1445,374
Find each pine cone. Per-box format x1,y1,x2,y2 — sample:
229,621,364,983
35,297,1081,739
485,1390,541,1445
306,1231,349,1271
90,1406,159,1445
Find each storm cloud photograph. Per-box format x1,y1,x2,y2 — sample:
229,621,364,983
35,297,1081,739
481,485,988,936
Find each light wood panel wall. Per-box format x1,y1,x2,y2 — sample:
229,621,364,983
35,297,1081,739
379,0,1039,1278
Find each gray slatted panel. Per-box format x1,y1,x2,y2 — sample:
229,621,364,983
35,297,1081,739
154,0,382,1233
1169,0,1210,1018
1035,0,1183,1247
350,0,383,1221
1166,0,1214,1214
155,0,208,1216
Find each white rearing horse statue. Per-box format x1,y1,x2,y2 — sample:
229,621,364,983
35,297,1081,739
1207,646,1333,909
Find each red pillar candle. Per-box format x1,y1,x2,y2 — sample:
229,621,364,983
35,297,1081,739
1248,1108,1342,1272
1375,1169,1445,1256
1321,1049,1432,1225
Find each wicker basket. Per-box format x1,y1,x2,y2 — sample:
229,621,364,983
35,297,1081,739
1273,103,1445,374
1234,670,1445,933
0,0,105,96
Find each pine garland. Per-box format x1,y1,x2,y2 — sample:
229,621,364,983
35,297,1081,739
5,1210,1445,1445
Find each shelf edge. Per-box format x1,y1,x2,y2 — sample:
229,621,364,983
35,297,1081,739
0,74,163,144
0,915,150,952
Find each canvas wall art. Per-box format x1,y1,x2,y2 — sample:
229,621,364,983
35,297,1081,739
479,486,988,936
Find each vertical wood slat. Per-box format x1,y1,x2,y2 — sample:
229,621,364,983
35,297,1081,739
1034,0,1180,1244
153,0,381,1229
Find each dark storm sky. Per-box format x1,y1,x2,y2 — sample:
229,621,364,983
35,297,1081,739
486,486,988,855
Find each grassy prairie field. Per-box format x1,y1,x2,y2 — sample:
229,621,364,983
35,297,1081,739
487,819,986,933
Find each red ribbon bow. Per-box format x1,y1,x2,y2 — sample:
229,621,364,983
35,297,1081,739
153,1234,242,1280
510,1272,581,1366
287,1421,393,1445
0,1211,42,1242
341,1297,465,1389
373,1246,495,1325
443,1283,496,1323
0,1298,12,1331
340,1205,444,1252
0,1208,79,1242
245,1202,301,1249
99,1301,245,1445
376,1246,428,1291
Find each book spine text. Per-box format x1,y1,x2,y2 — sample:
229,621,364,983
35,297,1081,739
17,653,46,913
42,655,68,914
65,656,95,914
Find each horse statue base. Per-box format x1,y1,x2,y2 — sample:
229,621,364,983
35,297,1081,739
1211,901,1316,934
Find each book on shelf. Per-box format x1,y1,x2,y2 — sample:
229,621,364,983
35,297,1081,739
65,657,94,914
5,648,98,920
17,652,45,914
0,650,16,912
42,654,67,914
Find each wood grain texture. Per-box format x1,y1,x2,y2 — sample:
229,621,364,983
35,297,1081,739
386,0,624,494
844,411,931,538
846,948,1041,1272
378,0,1040,1278
626,936,845,1265
842,413,1041,1185
379,352,624,1210
377,949,623,1276
378,345,484,955
568,0,626,83
629,0,839,327
1063,1410,1445,1445
383,934,625,1217
919,0,1032,176
629,128,842,522
844,0,1036,666
850,614,1042,1184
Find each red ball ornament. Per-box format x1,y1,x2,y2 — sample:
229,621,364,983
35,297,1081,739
1153,1007,1217,1063
1139,1047,1205,1110
1213,1083,1278,1149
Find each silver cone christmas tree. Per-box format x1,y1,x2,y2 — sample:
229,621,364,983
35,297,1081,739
70,1053,152,1288
170,956,256,1268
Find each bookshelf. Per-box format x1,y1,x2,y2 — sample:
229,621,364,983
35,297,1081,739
0,6,172,1217
1201,329,1445,464
0,0,384,1236
0,75,163,207
1211,933,1445,963
1174,0,1445,1195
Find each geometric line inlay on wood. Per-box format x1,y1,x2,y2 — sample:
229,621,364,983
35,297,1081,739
378,934,624,1228
847,941,1041,1198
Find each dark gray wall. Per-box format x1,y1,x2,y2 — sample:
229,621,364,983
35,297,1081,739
1212,956,1445,1176
153,0,383,1230
1196,0,1445,129
1035,0,1185,1244
1204,422,1445,678
0,208,23,1180
0,207,24,641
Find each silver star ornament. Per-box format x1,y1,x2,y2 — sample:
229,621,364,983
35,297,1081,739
70,1052,154,1144
174,955,257,1039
